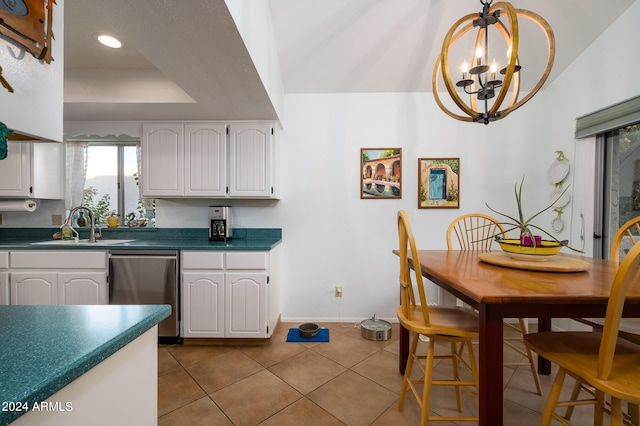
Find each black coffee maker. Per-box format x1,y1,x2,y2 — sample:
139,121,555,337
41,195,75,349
209,206,232,241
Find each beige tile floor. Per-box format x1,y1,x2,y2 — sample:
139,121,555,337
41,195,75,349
158,322,601,425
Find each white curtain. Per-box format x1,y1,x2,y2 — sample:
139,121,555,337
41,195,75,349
136,144,152,209
65,142,88,210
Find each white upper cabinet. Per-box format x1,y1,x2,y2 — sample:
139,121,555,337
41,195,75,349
184,123,227,197
0,142,63,199
229,123,275,198
142,121,277,199
141,123,184,197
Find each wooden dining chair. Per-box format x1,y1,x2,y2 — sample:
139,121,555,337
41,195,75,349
566,216,640,423
572,217,640,334
611,216,640,263
446,213,543,395
397,210,480,424
446,213,505,251
524,240,640,425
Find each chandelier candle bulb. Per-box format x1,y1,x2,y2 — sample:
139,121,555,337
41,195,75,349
462,61,469,80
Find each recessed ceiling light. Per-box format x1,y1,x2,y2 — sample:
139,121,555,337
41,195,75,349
96,34,122,49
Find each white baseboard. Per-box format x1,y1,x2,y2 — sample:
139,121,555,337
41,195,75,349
281,316,398,324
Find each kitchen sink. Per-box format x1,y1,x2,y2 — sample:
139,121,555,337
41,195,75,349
31,239,135,246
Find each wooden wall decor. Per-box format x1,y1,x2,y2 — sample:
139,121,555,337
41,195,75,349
0,0,56,63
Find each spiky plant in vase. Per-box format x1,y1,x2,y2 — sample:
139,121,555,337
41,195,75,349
485,177,583,256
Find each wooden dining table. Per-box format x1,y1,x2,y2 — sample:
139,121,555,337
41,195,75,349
393,249,640,426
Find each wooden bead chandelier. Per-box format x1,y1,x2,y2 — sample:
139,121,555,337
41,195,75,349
433,1,555,125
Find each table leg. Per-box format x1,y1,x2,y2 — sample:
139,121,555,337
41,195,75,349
479,304,503,426
537,317,552,375
399,323,409,374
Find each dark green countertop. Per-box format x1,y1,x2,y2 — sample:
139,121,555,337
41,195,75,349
0,305,171,425
0,228,282,251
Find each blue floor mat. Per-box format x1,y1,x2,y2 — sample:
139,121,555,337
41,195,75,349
286,327,330,342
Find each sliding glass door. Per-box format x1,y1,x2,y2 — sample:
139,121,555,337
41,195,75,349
594,123,640,259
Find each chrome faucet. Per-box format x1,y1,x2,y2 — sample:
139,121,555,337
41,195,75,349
64,206,100,243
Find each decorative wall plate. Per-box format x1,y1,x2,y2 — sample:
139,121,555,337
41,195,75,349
547,159,570,184
552,217,564,232
550,188,570,207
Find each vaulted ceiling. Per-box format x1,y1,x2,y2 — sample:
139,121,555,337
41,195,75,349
63,0,636,122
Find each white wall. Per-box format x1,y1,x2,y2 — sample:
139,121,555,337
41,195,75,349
0,1,64,141
0,199,65,228
262,92,560,323
545,0,640,261
225,0,285,124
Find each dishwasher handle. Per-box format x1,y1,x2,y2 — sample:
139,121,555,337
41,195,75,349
110,254,177,260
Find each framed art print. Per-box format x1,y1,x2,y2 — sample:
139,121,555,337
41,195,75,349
418,158,459,208
361,148,401,198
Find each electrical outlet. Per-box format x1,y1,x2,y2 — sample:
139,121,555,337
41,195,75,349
51,214,63,226
335,286,343,297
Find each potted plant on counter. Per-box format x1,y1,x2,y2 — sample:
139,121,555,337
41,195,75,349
485,177,583,256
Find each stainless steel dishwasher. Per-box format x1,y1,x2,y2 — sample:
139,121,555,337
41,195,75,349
109,250,181,343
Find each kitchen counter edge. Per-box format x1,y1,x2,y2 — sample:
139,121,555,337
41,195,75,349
0,305,171,425
0,228,282,251
0,238,282,251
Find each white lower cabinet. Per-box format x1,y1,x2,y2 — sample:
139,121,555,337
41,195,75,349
58,272,109,305
0,272,9,305
9,251,108,305
182,271,225,337
0,252,9,305
225,272,267,338
181,248,279,339
11,272,57,305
